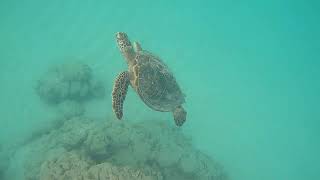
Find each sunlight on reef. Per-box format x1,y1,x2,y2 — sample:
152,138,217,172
6,116,228,180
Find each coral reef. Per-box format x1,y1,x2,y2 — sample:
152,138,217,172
40,151,163,180
35,61,105,104
6,116,228,180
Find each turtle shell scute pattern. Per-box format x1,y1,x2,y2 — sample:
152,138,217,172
135,52,185,112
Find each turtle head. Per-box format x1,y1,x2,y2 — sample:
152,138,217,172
116,32,135,65
116,32,131,51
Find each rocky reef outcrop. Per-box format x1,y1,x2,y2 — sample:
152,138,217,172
35,61,105,104
39,151,162,180
6,116,228,180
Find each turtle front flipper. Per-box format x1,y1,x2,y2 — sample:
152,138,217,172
112,71,130,120
173,106,187,126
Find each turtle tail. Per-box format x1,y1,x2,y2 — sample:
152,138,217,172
112,71,130,120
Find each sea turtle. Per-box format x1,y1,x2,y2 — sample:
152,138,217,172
112,32,187,126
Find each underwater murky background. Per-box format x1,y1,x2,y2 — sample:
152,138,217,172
0,0,319,179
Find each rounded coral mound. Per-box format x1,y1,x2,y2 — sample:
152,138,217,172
40,151,162,180
35,61,105,104
5,116,228,180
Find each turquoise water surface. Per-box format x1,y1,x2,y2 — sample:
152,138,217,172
0,0,319,180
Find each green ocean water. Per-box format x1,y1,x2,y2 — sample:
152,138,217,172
0,0,319,179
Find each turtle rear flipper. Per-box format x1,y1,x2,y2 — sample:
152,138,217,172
112,71,130,120
173,106,187,126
